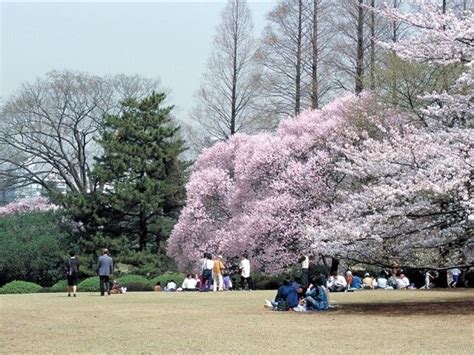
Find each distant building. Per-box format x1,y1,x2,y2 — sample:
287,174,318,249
0,176,67,206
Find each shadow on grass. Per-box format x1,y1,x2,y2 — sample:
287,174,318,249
330,300,474,316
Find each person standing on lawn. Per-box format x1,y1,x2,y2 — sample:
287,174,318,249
212,255,226,291
239,254,253,290
299,254,310,287
97,248,113,296
66,251,80,297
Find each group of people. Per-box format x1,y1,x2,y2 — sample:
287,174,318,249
152,253,254,293
65,249,465,298
65,248,115,297
154,276,198,292
337,270,412,291
198,253,253,292
265,276,329,312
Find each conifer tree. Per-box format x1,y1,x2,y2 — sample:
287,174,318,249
92,92,187,253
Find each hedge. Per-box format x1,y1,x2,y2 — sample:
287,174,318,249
50,279,68,293
0,280,42,294
77,276,100,292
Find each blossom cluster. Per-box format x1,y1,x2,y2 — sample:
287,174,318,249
0,196,57,217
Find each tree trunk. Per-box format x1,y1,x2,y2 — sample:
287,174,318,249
369,0,375,90
138,210,147,251
437,270,448,288
230,1,240,135
392,0,398,42
355,0,365,94
295,0,303,115
330,258,340,274
311,0,319,109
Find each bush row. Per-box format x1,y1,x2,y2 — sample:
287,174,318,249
0,272,187,294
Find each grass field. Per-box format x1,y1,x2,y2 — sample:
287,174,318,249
1,289,473,354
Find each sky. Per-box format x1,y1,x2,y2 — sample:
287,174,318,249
0,0,276,121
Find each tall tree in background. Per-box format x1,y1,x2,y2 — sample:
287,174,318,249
191,0,263,143
257,0,309,119
257,0,333,120
331,0,389,93
355,0,365,93
90,93,187,253
0,71,161,200
306,0,334,109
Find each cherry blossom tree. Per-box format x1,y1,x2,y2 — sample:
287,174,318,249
168,0,473,273
307,128,473,269
167,93,401,272
306,0,473,269
375,0,473,128
0,196,57,217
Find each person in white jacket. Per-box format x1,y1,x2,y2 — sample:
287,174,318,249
239,254,254,290
327,271,347,292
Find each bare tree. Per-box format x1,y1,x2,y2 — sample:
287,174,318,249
305,0,335,109
330,0,389,93
257,0,310,119
0,70,161,197
257,0,334,121
369,0,376,90
191,0,264,142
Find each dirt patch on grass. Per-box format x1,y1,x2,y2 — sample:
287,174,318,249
332,300,474,316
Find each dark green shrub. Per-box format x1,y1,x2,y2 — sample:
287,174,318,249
149,272,184,289
50,279,68,293
0,280,42,294
0,210,67,287
77,276,100,292
116,274,151,291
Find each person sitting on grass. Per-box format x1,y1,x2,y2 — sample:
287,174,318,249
351,274,363,290
264,279,300,311
304,277,329,311
154,282,162,292
345,271,353,291
377,274,388,289
396,273,410,289
363,273,374,289
110,280,127,294
327,271,347,292
181,274,198,291
165,280,177,292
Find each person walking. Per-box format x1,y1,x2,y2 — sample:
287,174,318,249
449,268,461,288
65,251,80,297
97,248,113,296
239,254,253,290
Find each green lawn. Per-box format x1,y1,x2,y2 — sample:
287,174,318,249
1,289,473,354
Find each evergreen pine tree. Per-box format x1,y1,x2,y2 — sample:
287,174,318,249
91,92,188,254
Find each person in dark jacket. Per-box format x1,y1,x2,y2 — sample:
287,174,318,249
97,248,113,296
265,279,300,311
66,251,80,297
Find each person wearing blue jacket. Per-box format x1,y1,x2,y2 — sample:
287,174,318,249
305,277,329,311
351,275,363,289
265,279,300,311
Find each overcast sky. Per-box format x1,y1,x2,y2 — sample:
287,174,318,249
1,0,276,121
